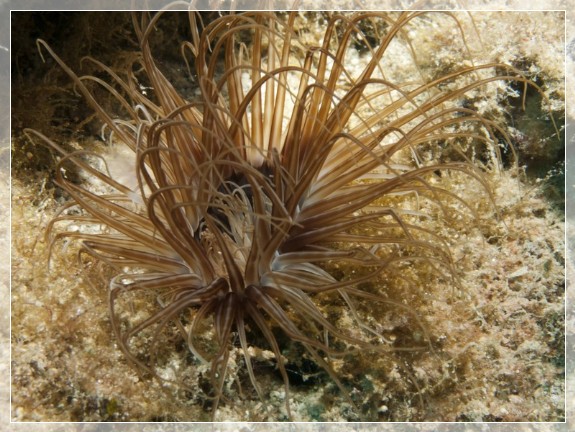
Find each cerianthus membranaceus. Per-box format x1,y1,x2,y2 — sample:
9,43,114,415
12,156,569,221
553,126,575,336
24,10,560,421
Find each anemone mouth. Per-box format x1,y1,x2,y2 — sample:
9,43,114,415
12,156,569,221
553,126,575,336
204,162,277,240
20,9,562,421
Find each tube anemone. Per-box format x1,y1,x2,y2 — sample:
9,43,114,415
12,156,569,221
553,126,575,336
24,10,558,420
